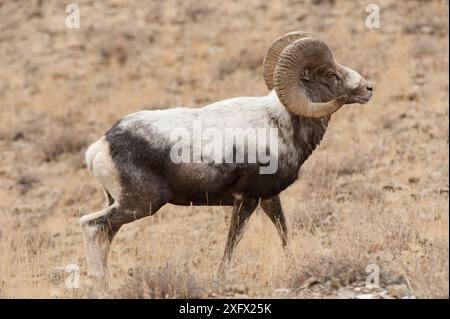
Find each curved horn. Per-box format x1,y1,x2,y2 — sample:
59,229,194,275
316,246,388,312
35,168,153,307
262,31,314,91
273,38,348,118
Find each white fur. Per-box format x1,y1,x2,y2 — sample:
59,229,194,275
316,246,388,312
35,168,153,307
85,136,107,174
119,91,284,134
341,65,363,90
118,91,298,169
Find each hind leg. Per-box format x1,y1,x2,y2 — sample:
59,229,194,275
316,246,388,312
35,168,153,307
80,197,167,279
80,205,120,278
83,138,173,278
260,195,288,248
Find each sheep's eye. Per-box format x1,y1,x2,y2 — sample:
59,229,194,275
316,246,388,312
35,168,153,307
327,71,335,78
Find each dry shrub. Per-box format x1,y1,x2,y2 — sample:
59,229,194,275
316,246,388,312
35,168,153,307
337,155,372,177
0,0,448,299
184,3,212,23
40,123,88,162
16,173,40,195
217,46,265,79
290,200,337,234
112,264,208,299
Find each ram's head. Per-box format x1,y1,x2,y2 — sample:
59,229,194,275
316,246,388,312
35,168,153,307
263,31,373,118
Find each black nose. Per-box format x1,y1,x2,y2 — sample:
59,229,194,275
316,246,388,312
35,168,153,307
367,85,373,91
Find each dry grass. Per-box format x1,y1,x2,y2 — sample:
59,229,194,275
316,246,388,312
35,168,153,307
0,0,448,298
40,123,88,162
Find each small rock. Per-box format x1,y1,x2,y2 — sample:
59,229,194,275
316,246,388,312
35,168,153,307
421,26,434,34
230,284,248,294
388,284,409,299
296,13,307,21
380,270,405,286
414,77,426,86
335,193,348,202
330,277,341,290
378,289,388,296
408,177,420,184
300,277,320,289
361,287,373,294
13,132,25,141
407,91,418,101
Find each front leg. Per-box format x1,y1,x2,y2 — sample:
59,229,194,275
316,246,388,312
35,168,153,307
260,195,288,247
218,196,259,277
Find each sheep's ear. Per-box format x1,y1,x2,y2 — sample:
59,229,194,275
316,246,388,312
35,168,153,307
300,68,310,80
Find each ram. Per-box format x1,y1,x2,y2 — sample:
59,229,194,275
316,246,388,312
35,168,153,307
81,31,373,278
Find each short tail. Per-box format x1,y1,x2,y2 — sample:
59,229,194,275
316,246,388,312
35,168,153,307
85,136,107,174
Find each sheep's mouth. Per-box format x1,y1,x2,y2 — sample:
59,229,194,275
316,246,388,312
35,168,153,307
347,90,372,104
353,95,371,104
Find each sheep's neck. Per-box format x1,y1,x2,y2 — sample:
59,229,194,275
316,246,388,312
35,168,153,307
292,115,330,167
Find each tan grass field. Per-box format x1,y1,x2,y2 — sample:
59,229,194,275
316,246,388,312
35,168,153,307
0,0,448,298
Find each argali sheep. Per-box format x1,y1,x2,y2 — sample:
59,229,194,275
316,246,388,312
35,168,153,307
81,31,373,278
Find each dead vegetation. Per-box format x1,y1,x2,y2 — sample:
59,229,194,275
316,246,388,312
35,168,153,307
40,123,88,162
0,0,448,298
